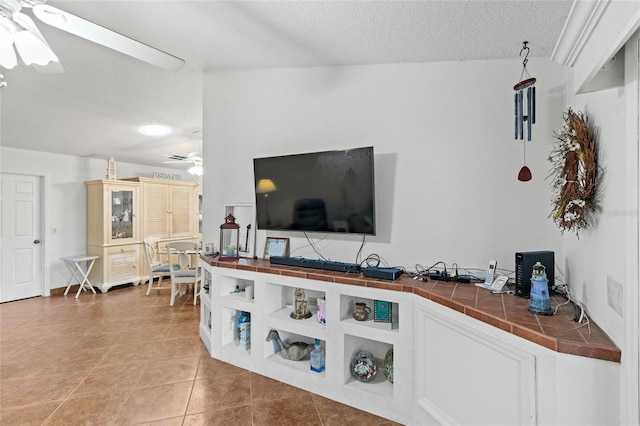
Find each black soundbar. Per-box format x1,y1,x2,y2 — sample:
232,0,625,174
269,256,361,273
362,267,403,281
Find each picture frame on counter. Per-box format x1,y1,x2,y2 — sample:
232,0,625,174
263,237,289,259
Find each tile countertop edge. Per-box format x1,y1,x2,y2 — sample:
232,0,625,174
200,255,621,363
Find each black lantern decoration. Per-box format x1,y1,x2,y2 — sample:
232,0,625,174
514,41,536,182
219,214,240,261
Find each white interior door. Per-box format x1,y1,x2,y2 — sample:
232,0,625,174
1,174,43,302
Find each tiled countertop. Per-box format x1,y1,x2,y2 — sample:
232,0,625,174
200,256,621,363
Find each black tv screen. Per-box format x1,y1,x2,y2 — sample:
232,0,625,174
253,147,375,235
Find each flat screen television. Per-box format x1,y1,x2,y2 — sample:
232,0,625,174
253,146,376,235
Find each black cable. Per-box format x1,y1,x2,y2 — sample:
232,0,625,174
361,254,381,268
414,264,428,276
303,232,328,260
355,234,366,264
424,261,447,275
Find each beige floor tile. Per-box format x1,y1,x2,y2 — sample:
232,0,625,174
195,356,246,380
114,380,193,424
250,372,311,402
159,336,210,359
0,327,34,349
70,360,147,398
98,324,172,347
135,416,185,426
99,340,168,364
43,393,127,425
0,315,35,330
183,405,252,426
252,395,322,426
164,321,200,339
0,359,47,381
46,345,110,374
312,393,396,426
1,371,85,408
186,373,251,414
0,401,60,426
137,355,200,388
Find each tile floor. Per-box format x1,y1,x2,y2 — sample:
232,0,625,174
0,283,399,425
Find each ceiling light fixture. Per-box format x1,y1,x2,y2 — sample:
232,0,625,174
0,0,59,69
138,123,172,137
187,157,203,176
188,164,203,176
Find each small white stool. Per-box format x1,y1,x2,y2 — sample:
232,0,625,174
62,255,99,298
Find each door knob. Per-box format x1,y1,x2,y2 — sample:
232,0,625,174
34,239,41,244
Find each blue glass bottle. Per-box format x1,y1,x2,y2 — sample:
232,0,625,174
310,339,325,373
237,311,251,349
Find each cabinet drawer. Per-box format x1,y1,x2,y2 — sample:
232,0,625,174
106,245,139,281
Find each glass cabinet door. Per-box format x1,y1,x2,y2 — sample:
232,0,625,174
110,189,134,240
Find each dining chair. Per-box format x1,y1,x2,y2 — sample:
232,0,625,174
143,237,173,296
166,241,201,306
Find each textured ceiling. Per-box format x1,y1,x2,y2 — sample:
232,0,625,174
0,0,573,169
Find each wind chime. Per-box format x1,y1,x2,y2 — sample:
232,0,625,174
514,41,536,181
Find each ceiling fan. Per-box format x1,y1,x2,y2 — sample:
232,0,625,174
163,138,203,176
163,152,203,176
0,0,184,72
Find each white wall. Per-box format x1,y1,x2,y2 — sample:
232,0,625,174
0,146,198,291
561,82,627,344
202,58,565,276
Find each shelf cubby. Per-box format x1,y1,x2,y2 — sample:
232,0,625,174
220,306,252,356
203,269,212,294
215,275,254,297
264,327,326,379
263,281,326,336
339,295,400,343
344,334,394,399
199,295,212,354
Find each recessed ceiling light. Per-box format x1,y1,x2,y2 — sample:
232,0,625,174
138,123,172,137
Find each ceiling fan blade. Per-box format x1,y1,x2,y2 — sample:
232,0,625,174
33,60,65,73
164,154,188,161
162,160,189,164
12,11,62,70
32,4,185,71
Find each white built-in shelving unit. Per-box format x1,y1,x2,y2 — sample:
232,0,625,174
200,261,620,425
199,263,413,424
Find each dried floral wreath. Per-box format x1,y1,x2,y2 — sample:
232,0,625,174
548,108,602,237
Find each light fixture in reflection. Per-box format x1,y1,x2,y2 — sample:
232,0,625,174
256,179,276,194
256,179,277,225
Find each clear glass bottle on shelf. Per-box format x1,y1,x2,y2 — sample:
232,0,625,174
310,339,325,373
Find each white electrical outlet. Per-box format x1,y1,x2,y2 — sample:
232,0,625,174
607,275,623,317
